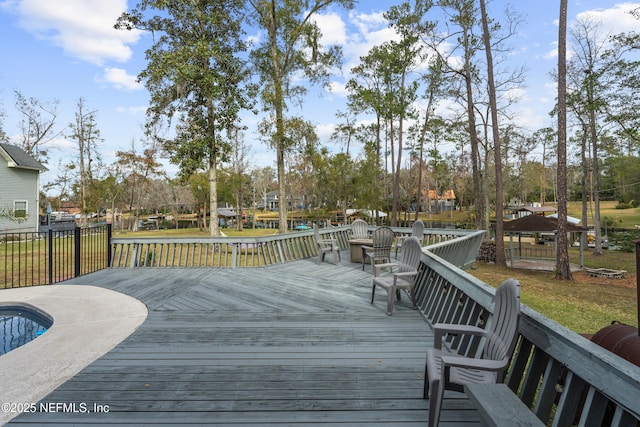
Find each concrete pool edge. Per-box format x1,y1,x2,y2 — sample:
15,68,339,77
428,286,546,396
0,285,148,425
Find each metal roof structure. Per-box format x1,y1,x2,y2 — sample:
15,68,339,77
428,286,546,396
504,213,584,233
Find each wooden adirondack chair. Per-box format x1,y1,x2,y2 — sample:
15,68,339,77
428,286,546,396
350,219,369,240
371,236,422,315
395,219,424,258
314,225,340,265
423,278,521,427
361,226,394,273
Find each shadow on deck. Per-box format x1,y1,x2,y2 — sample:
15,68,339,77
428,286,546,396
8,254,480,426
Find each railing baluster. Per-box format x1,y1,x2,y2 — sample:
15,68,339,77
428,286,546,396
3,225,639,425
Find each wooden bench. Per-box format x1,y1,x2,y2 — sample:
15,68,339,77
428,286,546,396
464,383,545,427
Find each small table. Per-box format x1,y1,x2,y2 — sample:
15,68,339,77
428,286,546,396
348,239,373,263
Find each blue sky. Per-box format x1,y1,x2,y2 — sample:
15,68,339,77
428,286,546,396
1,0,638,192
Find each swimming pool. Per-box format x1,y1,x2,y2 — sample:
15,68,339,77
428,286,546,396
1,304,53,356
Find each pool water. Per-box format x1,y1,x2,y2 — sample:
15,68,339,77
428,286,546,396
1,305,53,356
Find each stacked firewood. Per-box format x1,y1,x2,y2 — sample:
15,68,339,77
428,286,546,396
476,240,496,262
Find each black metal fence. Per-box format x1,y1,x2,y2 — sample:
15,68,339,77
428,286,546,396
0,224,112,288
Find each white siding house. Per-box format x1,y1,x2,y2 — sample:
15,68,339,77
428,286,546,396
0,143,48,232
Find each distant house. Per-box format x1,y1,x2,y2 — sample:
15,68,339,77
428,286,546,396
0,143,48,232
421,189,456,212
257,191,307,211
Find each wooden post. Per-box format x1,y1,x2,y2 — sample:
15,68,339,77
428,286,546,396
635,240,639,336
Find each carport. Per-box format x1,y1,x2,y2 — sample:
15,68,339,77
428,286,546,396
503,214,586,268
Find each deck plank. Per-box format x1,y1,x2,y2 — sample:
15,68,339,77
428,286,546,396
8,253,480,426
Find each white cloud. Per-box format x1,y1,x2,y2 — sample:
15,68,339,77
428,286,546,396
343,10,397,66
9,0,141,65
314,12,348,45
327,80,348,97
101,67,142,91
543,46,557,60
316,122,335,141
349,10,388,35
577,2,640,35
115,106,147,115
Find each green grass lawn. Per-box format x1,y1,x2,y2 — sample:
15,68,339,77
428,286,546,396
567,200,640,229
415,200,640,228
468,249,638,335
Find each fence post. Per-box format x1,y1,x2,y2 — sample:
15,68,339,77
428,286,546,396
48,228,53,285
107,224,112,267
74,227,81,278
635,240,639,335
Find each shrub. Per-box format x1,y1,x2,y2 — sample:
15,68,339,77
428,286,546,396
609,229,640,253
615,199,637,209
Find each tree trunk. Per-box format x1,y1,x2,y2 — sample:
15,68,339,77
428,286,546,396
555,0,573,280
389,113,397,226
580,127,589,249
462,30,484,230
480,0,505,267
588,77,603,255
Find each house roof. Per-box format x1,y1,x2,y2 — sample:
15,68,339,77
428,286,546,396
218,208,237,218
509,206,557,214
503,214,585,233
422,189,456,200
548,213,581,225
0,143,48,171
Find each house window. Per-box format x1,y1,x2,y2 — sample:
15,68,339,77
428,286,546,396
13,200,27,218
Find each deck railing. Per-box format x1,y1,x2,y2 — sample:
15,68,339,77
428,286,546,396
4,221,638,424
0,225,112,288
507,245,555,260
419,229,484,269
109,226,478,268
413,250,640,426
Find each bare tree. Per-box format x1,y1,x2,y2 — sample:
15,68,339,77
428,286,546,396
413,57,445,220
424,0,485,230
227,127,251,231
251,167,276,216
14,90,63,162
568,17,612,255
116,136,162,231
68,98,102,227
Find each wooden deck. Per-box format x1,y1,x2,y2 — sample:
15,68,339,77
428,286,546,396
9,255,480,426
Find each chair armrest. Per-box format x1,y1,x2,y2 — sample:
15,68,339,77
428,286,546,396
375,262,398,269
391,262,415,273
434,323,487,349
318,238,337,244
392,270,418,285
373,262,417,278
374,262,398,276
393,270,418,279
441,355,507,372
360,245,373,251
